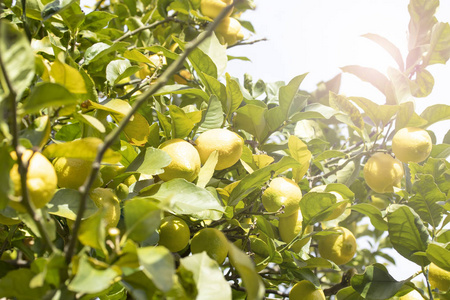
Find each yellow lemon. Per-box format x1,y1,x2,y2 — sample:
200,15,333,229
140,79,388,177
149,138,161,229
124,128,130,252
174,69,193,85
262,177,302,218
53,157,103,190
9,150,57,211
190,228,228,264
363,153,404,193
289,280,326,300
215,17,243,45
392,127,432,163
136,54,164,79
429,262,450,292
318,227,356,265
324,191,349,221
278,210,313,252
89,188,121,229
200,0,232,19
195,128,244,170
399,290,424,300
158,216,190,252
159,139,201,182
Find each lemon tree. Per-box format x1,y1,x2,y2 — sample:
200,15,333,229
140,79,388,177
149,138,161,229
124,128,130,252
1,0,450,299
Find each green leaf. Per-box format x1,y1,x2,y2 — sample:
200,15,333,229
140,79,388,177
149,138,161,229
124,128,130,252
279,73,308,118
341,66,390,98
124,198,162,242
150,179,225,217
411,68,434,98
362,33,404,70
197,32,227,76
426,242,450,272
68,256,119,294
224,73,244,118
23,82,79,113
50,60,87,94
47,189,98,220
349,97,399,127
43,137,121,163
329,92,364,130
202,73,227,101
386,204,430,266
81,11,117,32
336,286,364,300
234,104,268,143
424,22,450,65
74,113,105,133
407,0,438,50
78,209,106,252
228,242,265,300
83,42,129,65
106,59,140,86
126,147,171,176
420,104,450,128
179,253,232,300
388,67,414,105
0,146,14,209
0,269,49,300
430,144,450,159
351,263,406,300
300,192,346,228
168,105,196,139
291,103,339,122
229,156,300,206
288,135,312,182
0,20,35,99
198,95,224,132
196,150,218,189
154,84,209,101
41,0,77,20
20,209,56,241
350,203,388,231
137,246,175,292
408,174,445,229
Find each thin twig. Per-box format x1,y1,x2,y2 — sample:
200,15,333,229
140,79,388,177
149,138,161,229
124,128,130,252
114,17,179,43
227,37,268,49
65,0,244,263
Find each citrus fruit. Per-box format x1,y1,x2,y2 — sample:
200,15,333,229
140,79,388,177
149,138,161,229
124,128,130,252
136,54,164,79
262,177,302,218
215,17,243,45
190,228,228,264
370,195,390,210
249,236,270,272
89,188,121,229
399,290,423,300
324,191,349,221
9,150,57,211
392,127,432,163
200,0,232,19
318,226,357,265
174,69,193,85
53,157,103,190
100,164,125,184
289,280,326,300
158,216,190,252
159,139,201,182
363,153,404,193
278,210,312,252
195,128,244,170
429,262,450,292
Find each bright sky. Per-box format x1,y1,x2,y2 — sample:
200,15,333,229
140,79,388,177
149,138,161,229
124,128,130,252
227,0,450,282
228,0,450,143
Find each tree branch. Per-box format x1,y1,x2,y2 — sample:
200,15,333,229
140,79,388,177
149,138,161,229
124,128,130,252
114,17,180,43
65,0,244,263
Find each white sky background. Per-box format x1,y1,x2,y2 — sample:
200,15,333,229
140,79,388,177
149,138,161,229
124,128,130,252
227,0,450,282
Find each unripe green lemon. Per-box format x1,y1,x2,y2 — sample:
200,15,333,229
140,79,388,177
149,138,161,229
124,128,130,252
9,150,57,211
429,262,450,292
159,139,201,182
53,157,103,190
195,128,244,170
89,188,121,229
318,226,357,265
324,191,349,221
100,164,125,184
289,280,326,300
215,17,243,46
115,183,129,200
190,228,228,264
363,153,404,193
392,127,432,163
200,0,232,19
262,177,302,218
158,216,190,252
278,209,312,252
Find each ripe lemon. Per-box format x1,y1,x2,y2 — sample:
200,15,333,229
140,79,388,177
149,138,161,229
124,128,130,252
289,280,326,300
399,290,423,300
262,177,302,218
215,17,243,46
195,128,244,170
278,210,312,252
200,0,232,19
190,228,228,264
158,216,190,252
136,54,164,79
89,188,121,229
363,153,404,193
9,150,57,211
174,69,193,85
318,226,356,265
53,157,103,190
159,139,201,182
392,127,432,163
429,262,450,292
324,191,349,221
